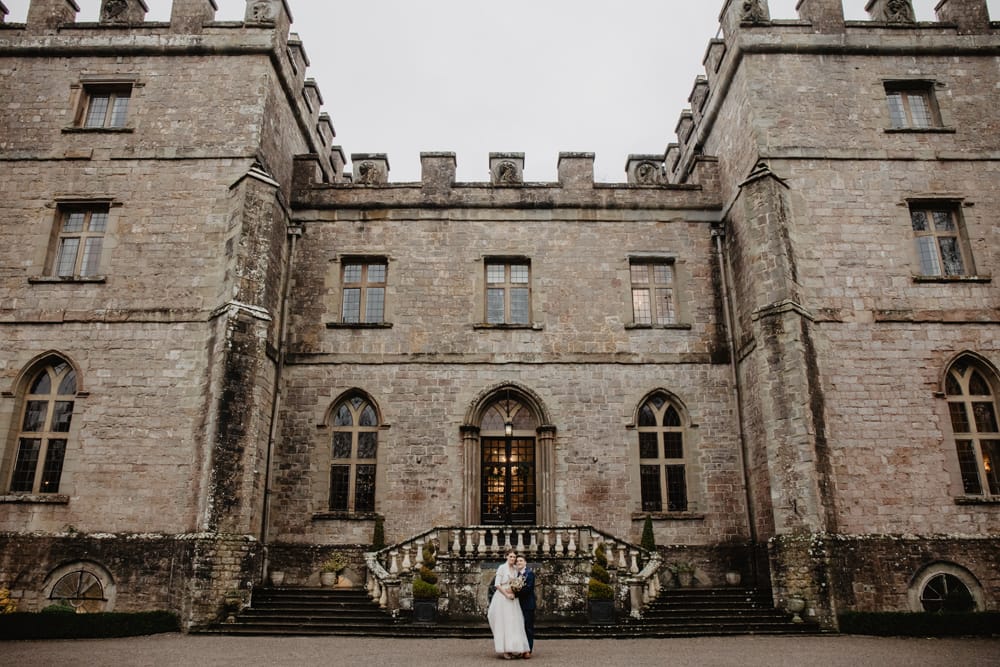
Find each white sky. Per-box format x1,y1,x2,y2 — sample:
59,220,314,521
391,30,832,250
4,0,996,181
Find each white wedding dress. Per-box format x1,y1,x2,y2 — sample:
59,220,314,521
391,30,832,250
487,563,530,655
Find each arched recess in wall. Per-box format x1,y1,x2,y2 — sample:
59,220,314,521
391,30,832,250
907,561,984,613
628,388,699,515
319,389,386,515
461,383,556,525
42,559,117,613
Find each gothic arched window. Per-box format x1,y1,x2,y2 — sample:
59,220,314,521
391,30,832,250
637,393,688,512
9,360,77,494
946,358,999,498
329,394,379,512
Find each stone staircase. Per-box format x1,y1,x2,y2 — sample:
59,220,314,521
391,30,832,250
197,585,819,638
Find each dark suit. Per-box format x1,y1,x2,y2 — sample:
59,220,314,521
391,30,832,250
517,567,536,651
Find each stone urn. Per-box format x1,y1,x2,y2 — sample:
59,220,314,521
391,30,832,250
269,570,285,586
320,571,338,587
786,596,806,623
725,571,741,586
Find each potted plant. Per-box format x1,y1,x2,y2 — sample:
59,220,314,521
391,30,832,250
268,569,285,586
587,542,615,625
412,543,440,624
320,551,349,587
670,562,695,587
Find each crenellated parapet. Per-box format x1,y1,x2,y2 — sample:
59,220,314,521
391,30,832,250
292,151,719,212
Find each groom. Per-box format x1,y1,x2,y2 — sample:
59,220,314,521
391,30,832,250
515,555,536,659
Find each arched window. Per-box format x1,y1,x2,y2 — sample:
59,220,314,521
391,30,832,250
9,360,77,494
945,358,999,498
329,394,378,513
637,393,687,512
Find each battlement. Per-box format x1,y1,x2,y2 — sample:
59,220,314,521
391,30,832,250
1,0,341,183
668,0,999,184
292,151,720,212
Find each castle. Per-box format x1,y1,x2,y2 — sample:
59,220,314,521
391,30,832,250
0,0,997,630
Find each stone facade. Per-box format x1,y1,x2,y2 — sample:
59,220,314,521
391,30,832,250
0,0,997,630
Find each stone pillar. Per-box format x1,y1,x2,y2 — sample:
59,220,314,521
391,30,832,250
98,0,147,24
557,152,594,190
537,425,557,524
421,152,457,191
26,0,79,32
796,0,846,32
935,0,991,33
170,0,217,34
866,0,916,23
461,425,480,525
720,0,770,41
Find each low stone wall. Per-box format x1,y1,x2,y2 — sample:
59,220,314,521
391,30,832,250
0,532,261,629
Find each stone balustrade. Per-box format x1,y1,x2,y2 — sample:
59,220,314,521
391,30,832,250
364,524,663,620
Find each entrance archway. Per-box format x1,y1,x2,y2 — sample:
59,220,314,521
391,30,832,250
461,383,556,525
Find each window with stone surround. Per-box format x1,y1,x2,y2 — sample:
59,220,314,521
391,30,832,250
328,394,378,513
49,206,109,278
485,259,531,325
630,259,677,325
77,84,132,129
637,393,688,513
340,259,387,324
946,357,999,499
885,81,941,130
7,359,77,495
909,203,974,278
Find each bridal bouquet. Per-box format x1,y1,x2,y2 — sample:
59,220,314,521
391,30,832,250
509,574,526,593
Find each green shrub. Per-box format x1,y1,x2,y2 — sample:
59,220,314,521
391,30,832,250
412,576,440,599
422,543,437,570
372,515,386,551
590,563,610,585
418,565,438,585
587,580,614,600
640,516,656,552
41,603,75,614
594,542,608,569
0,610,180,640
839,611,1000,637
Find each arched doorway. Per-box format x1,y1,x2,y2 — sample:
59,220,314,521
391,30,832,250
480,395,536,524
462,383,556,525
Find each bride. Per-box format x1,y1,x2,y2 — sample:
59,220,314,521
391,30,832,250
487,549,530,659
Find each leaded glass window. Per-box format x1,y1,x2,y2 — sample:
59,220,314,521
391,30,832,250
485,260,530,325
82,86,131,129
329,395,378,512
946,359,1000,497
885,83,940,129
9,361,76,494
636,393,688,512
631,260,676,325
341,260,387,323
910,206,971,277
53,208,108,278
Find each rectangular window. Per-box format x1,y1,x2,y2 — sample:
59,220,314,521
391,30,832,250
485,260,531,325
909,205,972,277
631,260,676,325
81,86,131,129
51,207,108,278
885,82,940,129
341,260,387,323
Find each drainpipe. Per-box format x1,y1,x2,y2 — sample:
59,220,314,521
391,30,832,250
713,224,760,583
259,223,301,580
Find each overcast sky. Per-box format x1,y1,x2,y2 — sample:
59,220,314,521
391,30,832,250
5,0,993,181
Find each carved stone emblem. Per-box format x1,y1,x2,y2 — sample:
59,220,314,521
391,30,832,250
101,0,129,22
884,0,916,23
494,161,521,185
249,1,276,22
357,161,382,185
740,0,767,24
634,161,660,185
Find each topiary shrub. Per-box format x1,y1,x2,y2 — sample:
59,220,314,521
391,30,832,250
587,543,614,600
372,515,386,551
412,541,440,599
640,515,656,552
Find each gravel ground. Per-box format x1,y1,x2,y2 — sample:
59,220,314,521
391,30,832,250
2,634,998,667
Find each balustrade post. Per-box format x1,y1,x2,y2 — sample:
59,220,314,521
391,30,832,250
554,530,564,556
516,530,525,552
389,550,399,574
541,530,551,555
452,530,461,554
402,545,412,570
629,580,645,619
629,549,639,574
376,579,386,607
414,538,424,567
618,544,628,570
464,529,475,555
385,580,400,612
567,529,577,556
478,529,487,554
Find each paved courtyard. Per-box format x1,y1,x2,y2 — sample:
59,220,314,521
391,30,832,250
3,634,998,666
